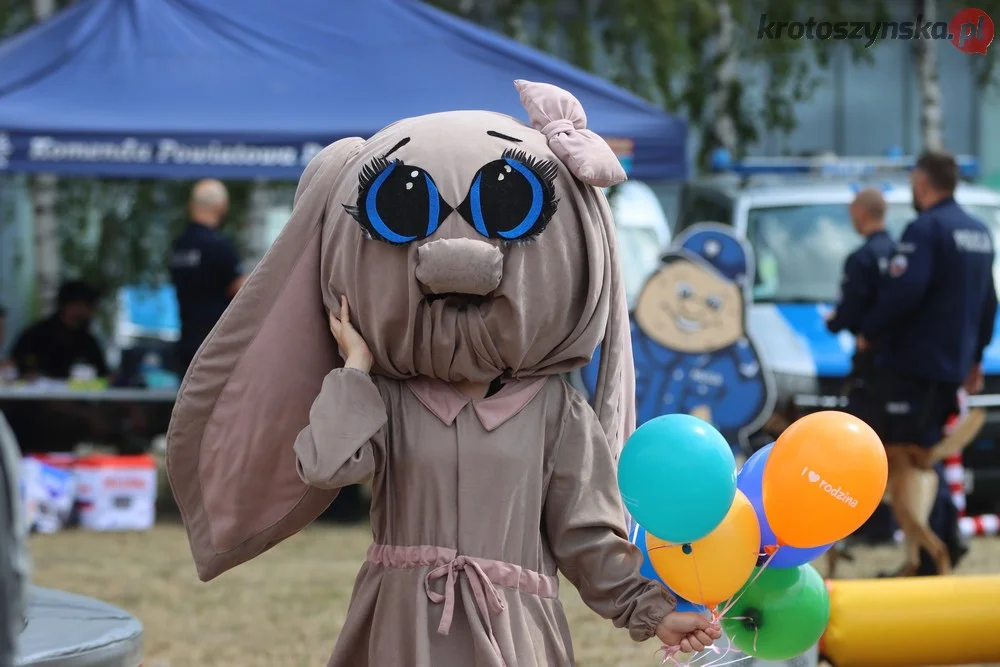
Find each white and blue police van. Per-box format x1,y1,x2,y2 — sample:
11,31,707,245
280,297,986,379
672,154,1000,513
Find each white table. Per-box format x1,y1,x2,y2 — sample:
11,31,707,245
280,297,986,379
0,388,176,403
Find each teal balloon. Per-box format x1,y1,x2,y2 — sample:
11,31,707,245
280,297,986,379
721,565,830,661
617,414,737,544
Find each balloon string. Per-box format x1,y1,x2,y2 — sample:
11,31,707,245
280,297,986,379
691,549,711,618
656,644,726,666
647,543,680,552
717,547,779,620
699,642,736,667
654,552,725,666
703,656,752,666
656,641,753,666
726,616,761,654
652,544,775,665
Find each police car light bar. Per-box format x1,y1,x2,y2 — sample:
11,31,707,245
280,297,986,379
714,155,979,180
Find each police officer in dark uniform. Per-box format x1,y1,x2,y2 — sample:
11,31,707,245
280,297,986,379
169,180,246,375
826,187,896,424
859,151,997,576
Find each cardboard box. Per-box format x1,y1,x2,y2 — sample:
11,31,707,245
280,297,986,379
74,454,157,531
20,455,77,534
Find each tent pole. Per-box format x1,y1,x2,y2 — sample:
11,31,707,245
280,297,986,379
32,0,56,19
29,0,59,317
30,175,59,318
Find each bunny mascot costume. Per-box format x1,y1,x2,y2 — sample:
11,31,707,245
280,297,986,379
167,80,717,666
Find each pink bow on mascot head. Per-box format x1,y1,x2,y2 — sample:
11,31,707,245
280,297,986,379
515,79,628,188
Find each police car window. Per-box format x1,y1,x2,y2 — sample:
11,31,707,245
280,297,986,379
747,205,859,302
747,202,1000,302
679,194,731,231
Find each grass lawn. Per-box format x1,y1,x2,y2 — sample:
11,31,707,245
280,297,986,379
26,519,1000,666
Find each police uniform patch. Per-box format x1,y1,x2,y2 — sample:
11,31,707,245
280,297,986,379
888,254,907,278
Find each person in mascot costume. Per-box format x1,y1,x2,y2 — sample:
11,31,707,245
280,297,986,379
166,80,719,666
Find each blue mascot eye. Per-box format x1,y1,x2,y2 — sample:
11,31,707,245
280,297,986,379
344,158,451,245
457,149,559,242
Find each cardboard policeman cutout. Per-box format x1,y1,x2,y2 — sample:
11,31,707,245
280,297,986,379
584,222,775,446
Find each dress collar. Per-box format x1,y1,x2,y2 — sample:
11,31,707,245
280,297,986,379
406,376,547,431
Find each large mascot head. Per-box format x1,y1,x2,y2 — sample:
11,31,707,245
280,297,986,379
167,81,636,580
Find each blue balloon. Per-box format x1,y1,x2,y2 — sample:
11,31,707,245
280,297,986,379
629,523,706,614
618,414,737,545
737,443,833,568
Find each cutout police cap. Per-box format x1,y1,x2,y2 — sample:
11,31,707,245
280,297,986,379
669,228,750,287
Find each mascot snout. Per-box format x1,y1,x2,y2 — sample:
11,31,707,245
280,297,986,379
415,237,503,296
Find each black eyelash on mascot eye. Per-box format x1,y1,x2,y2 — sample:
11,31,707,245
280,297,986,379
500,148,560,241
503,148,559,184
499,236,538,248
499,235,548,248
342,155,402,230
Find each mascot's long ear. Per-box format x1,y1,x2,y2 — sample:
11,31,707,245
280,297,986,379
590,192,636,458
514,79,632,450
167,138,363,582
587,191,635,527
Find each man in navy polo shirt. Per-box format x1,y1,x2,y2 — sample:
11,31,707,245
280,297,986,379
827,187,896,425
860,150,997,576
169,180,247,375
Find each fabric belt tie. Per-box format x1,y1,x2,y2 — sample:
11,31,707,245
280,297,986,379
425,555,507,666
366,543,559,667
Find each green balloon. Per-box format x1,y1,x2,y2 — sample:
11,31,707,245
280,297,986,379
720,564,830,661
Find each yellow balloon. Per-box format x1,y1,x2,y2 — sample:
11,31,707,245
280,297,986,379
647,489,761,608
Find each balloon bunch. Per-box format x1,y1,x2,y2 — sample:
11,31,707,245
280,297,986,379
619,411,888,663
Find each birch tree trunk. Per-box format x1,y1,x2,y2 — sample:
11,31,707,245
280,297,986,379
31,0,59,315
913,0,944,151
245,179,271,269
32,0,55,17
708,0,738,156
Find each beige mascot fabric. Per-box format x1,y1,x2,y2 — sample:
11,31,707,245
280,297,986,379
167,80,672,666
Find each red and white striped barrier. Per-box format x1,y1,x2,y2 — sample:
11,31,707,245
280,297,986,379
943,453,966,517
961,513,1000,537
944,447,1000,537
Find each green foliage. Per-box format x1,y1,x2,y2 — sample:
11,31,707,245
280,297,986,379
0,0,74,36
426,0,907,169
941,0,1000,90
0,0,32,36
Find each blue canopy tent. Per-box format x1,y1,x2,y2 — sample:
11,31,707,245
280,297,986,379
0,0,687,181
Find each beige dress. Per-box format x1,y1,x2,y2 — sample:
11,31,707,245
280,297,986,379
293,368,674,667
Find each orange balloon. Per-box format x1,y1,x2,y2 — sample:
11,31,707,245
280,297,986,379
762,411,887,548
647,490,760,608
